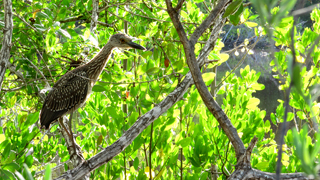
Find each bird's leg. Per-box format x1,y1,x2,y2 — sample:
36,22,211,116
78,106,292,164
69,112,73,135
58,117,85,165
69,112,79,160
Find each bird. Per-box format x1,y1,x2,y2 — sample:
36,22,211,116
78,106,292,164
40,33,146,129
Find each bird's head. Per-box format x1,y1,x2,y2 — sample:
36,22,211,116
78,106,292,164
108,33,146,50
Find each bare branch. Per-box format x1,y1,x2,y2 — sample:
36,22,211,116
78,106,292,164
97,21,115,27
13,12,38,32
7,62,26,83
1,86,25,92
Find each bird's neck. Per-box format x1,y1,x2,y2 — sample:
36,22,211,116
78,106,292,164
86,44,114,80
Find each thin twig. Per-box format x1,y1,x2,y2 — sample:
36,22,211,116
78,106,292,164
17,52,50,88
155,40,176,74
13,12,38,32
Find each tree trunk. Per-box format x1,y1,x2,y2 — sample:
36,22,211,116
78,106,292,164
0,0,13,93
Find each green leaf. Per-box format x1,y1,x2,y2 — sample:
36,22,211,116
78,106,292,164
188,157,200,167
24,112,40,128
106,107,119,119
129,112,139,124
254,161,270,170
26,155,34,168
172,60,184,70
23,163,34,180
3,150,16,164
230,3,243,25
0,169,16,180
219,53,229,63
245,21,258,28
2,143,11,160
287,112,294,121
246,98,260,109
0,140,9,151
2,162,20,172
223,0,242,18
57,29,71,39
44,164,52,180
133,157,139,170
141,51,152,58
251,83,265,90
177,137,191,148
92,85,107,92
37,11,50,19
202,72,215,86
146,67,160,75
34,24,46,31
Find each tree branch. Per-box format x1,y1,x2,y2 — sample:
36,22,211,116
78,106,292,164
166,0,245,159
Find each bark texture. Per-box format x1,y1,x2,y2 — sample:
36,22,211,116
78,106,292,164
0,0,13,93
90,0,99,34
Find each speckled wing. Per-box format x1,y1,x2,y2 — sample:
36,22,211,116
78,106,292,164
40,71,89,129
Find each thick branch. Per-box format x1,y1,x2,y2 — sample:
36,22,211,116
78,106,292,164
166,0,245,159
0,0,13,93
230,169,308,180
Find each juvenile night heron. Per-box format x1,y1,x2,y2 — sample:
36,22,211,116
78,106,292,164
40,33,145,129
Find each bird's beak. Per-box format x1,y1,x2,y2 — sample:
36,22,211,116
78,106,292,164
127,41,146,50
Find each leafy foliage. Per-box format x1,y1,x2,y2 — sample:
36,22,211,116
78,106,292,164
1,0,320,179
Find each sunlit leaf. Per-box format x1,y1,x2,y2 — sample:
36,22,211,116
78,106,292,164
245,21,258,28
202,72,215,86
57,29,71,39
246,98,260,109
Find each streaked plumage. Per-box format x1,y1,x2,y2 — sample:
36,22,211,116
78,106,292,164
40,33,145,129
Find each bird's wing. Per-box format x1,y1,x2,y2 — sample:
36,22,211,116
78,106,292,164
40,71,89,129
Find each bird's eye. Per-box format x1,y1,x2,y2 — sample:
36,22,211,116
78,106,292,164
120,39,125,43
